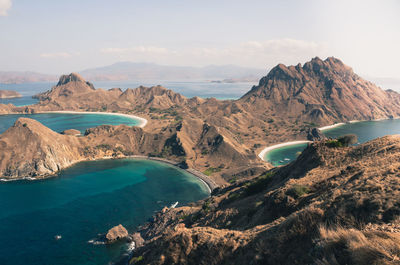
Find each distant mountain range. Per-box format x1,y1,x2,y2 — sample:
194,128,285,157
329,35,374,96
0,71,57,84
0,63,266,84
79,62,265,82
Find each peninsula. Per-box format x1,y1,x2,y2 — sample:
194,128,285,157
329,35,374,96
0,90,22,99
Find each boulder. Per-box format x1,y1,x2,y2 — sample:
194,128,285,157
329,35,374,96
106,224,129,243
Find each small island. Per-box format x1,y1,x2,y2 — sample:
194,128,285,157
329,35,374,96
0,90,22,99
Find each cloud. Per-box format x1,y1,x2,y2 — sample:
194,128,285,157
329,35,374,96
40,52,72,59
0,0,12,16
99,39,329,68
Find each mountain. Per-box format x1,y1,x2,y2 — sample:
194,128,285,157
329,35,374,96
4,57,400,182
0,90,21,99
79,62,265,81
0,71,57,84
240,57,400,124
127,135,400,265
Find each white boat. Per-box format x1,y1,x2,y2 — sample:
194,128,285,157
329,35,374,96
284,158,290,161
170,201,178,208
54,235,62,240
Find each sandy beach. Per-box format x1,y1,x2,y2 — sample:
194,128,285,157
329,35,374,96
258,140,311,161
42,111,148,128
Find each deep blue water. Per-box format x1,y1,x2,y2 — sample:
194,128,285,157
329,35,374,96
0,80,255,104
0,113,140,134
0,159,209,265
0,96,39,106
265,119,400,166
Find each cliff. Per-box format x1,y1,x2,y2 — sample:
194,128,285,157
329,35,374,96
127,135,400,265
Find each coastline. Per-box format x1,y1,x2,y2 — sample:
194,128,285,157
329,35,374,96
0,155,217,194
41,110,148,128
258,140,311,161
258,116,400,163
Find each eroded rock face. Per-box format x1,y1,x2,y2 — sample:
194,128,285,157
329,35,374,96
306,128,326,141
106,224,128,243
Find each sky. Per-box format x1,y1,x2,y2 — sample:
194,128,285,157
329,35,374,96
0,0,399,78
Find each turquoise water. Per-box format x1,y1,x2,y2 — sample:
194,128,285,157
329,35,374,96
265,119,400,166
0,113,140,134
264,143,309,166
0,159,209,265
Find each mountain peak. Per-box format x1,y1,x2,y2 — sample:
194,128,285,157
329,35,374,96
56,73,95,89
240,57,400,123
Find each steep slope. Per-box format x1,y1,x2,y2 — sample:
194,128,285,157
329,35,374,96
240,57,400,124
0,118,84,178
127,135,400,265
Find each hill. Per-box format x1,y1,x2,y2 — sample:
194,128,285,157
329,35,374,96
0,71,57,84
127,135,400,265
0,90,21,99
240,57,400,124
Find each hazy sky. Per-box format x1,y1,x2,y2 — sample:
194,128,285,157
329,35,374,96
0,0,399,77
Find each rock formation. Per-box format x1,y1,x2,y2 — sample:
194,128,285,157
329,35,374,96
106,224,128,243
240,57,400,124
306,127,326,141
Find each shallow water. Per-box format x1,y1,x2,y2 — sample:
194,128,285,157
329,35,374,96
0,159,209,265
0,113,141,134
265,119,400,166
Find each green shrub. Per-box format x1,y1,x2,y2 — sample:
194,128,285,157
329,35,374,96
243,172,274,196
203,167,221,176
288,184,310,198
326,139,343,148
129,255,144,264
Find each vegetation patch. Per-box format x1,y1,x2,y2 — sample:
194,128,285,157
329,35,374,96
243,171,274,196
203,167,221,176
287,184,310,198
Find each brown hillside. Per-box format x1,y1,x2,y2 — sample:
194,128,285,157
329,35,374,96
127,135,400,265
240,57,400,124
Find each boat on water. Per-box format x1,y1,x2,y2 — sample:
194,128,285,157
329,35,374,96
170,202,178,208
54,235,62,240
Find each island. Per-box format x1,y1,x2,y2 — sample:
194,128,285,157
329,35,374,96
1,57,400,265
0,90,22,99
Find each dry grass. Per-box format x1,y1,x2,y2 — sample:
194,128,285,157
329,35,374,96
316,226,400,265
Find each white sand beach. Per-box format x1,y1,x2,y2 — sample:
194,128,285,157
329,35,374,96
42,111,148,128
258,140,311,161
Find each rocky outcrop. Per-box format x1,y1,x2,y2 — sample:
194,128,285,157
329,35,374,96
106,224,128,243
306,127,326,141
129,135,400,265
0,90,21,99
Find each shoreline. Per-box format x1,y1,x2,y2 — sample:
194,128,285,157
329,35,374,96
0,155,217,194
41,110,148,128
258,140,311,161
258,116,400,163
